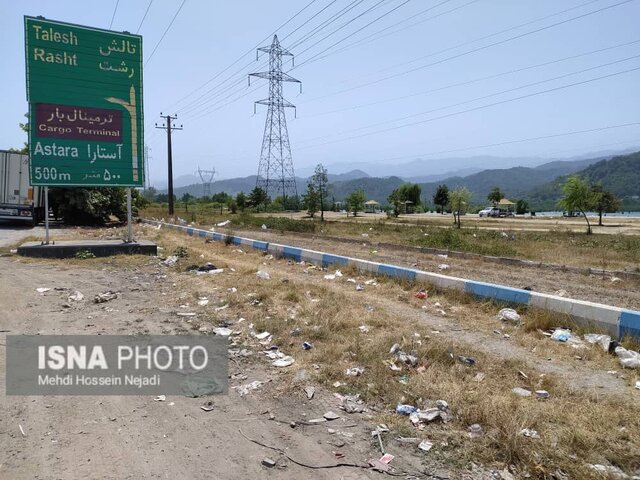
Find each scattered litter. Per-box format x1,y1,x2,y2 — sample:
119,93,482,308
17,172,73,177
341,394,365,413
36,287,51,294
473,373,486,383
364,279,377,286
256,271,270,280
361,233,369,238
176,312,196,317
437,254,448,259
611,276,621,283
200,400,215,412
409,408,443,424
520,428,539,439
214,304,229,312
291,327,302,336
261,224,267,230
302,341,313,350
396,436,419,444
233,380,264,397
614,346,640,369
94,291,118,303
379,453,394,464
414,289,427,299
216,220,231,227
512,387,532,397
535,390,549,399
457,356,476,365
418,440,433,452
255,331,271,340
261,458,276,468
198,298,209,306
323,411,340,421
635,381,640,390
187,263,219,273
584,333,612,352
345,367,364,376
355,284,364,291
554,289,568,297
154,395,166,402
68,291,84,302
162,256,178,266
305,386,315,399
550,329,571,342
273,356,295,367
437,264,449,270
588,464,629,479
359,325,370,333
19,424,26,437
323,270,343,280
308,417,326,424
213,327,232,336
468,424,483,438
497,308,521,324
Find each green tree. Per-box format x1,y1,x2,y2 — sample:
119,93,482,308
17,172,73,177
515,199,529,215
311,164,328,221
592,184,621,226
488,186,504,205
448,187,472,228
248,186,269,212
346,189,365,217
398,183,421,208
303,184,319,218
558,176,598,234
388,188,402,217
433,184,449,214
235,192,246,212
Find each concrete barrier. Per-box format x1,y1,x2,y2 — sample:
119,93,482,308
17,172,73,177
145,219,640,340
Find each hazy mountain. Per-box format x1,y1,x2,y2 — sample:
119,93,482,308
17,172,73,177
526,151,640,209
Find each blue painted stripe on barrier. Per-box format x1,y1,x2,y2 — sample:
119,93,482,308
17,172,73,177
253,240,269,251
322,254,349,267
186,228,194,236
378,264,417,281
212,233,223,241
197,229,206,238
619,310,640,339
283,246,302,262
232,237,242,245
465,281,531,304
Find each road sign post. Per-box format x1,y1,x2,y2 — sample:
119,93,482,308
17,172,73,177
25,16,144,241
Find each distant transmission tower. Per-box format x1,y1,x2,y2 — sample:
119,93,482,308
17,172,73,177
249,35,302,201
196,167,216,197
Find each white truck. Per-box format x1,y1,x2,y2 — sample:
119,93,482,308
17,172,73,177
0,150,45,225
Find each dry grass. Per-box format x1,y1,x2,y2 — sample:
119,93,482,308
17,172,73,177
144,226,640,479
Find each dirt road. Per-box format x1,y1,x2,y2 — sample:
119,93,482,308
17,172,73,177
0,256,396,480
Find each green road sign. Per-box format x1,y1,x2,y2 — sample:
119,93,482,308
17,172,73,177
25,16,144,186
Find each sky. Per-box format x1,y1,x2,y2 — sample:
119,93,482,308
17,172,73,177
3,0,640,185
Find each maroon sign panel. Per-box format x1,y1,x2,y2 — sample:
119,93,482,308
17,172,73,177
35,103,122,142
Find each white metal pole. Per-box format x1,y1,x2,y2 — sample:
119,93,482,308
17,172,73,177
44,186,49,245
127,188,133,243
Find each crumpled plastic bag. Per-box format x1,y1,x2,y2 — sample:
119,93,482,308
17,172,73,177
615,346,640,369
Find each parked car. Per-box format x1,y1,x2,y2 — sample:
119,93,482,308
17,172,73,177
478,207,500,217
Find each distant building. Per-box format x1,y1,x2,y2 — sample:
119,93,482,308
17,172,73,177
364,200,380,213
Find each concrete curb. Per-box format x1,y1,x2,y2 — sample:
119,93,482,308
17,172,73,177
145,220,639,340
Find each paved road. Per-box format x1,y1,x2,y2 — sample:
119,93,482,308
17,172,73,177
0,222,65,247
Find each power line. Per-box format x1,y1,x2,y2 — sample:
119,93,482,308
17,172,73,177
295,0,413,68
296,51,640,143
177,0,381,119
177,0,376,117
183,0,632,121
136,0,154,34
296,65,640,149
367,122,640,163
304,0,633,102
145,0,187,67
304,38,640,118
299,0,476,66
109,0,120,29
169,0,319,112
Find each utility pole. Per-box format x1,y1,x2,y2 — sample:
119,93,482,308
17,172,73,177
249,35,301,203
155,113,182,215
